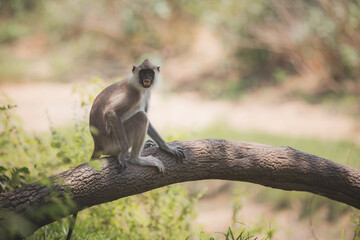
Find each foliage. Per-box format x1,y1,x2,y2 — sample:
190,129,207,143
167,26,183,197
0,101,31,193
220,227,268,240
199,227,269,240
0,166,29,193
28,184,202,240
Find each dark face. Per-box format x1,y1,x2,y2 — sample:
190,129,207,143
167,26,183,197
138,69,155,88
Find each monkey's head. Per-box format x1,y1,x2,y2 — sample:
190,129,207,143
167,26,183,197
131,59,161,90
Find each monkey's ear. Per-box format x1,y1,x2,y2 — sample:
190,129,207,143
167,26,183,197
157,67,160,72
132,66,136,73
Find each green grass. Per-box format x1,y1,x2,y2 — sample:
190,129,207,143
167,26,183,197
198,227,269,240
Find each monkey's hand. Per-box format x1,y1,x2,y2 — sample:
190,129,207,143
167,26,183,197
163,145,185,163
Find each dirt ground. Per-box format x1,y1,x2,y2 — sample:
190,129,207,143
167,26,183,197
1,82,359,239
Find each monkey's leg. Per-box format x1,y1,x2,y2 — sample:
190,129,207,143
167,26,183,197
124,111,165,172
105,110,129,169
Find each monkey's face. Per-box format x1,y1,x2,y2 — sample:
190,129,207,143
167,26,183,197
138,69,155,88
131,59,161,90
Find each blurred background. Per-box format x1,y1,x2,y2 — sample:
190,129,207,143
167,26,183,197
0,0,360,239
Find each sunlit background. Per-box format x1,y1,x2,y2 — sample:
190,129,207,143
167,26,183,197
1,0,360,239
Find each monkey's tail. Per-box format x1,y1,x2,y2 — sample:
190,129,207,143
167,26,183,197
66,212,78,240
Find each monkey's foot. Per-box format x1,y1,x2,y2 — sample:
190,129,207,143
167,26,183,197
129,156,165,173
117,153,128,171
144,139,157,149
105,155,126,173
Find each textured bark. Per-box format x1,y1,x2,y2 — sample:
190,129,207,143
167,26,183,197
1,139,360,239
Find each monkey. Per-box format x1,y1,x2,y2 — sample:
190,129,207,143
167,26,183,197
89,58,185,170
66,59,185,240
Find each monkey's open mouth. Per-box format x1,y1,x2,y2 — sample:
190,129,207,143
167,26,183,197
142,79,152,87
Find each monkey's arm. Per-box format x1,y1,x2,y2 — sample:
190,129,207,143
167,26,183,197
147,122,185,162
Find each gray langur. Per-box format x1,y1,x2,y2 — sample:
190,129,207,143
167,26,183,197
66,59,185,240
89,58,185,170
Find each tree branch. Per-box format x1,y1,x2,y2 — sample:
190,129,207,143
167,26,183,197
1,139,359,239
